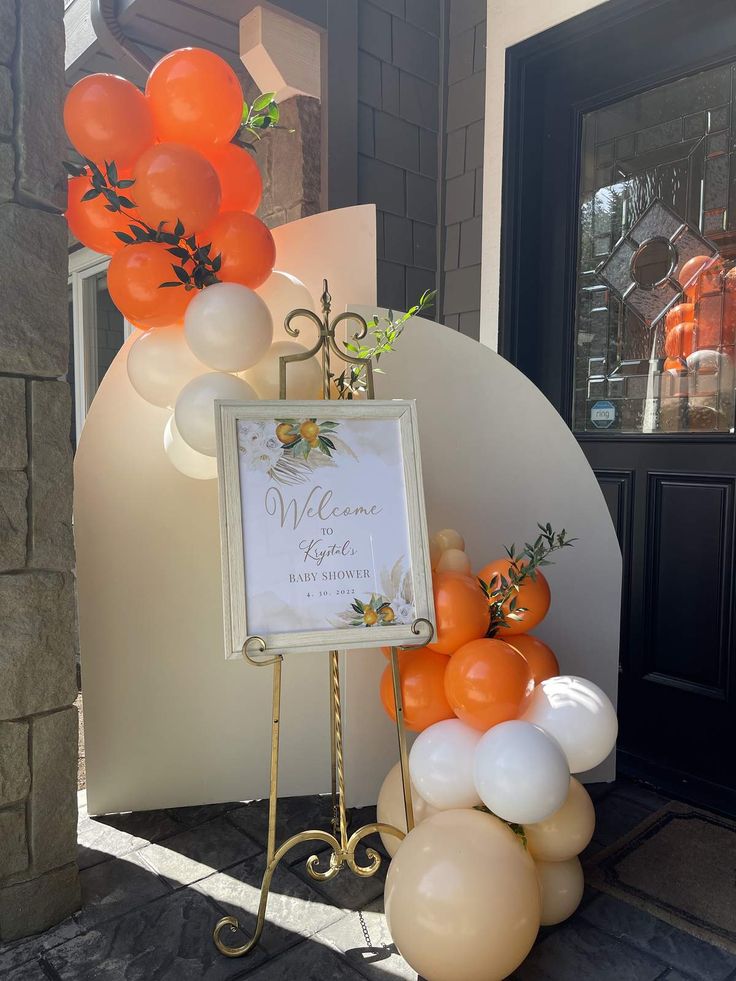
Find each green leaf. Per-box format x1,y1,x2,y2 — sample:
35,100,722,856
211,253,222,272
114,231,136,244
172,265,190,284
253,92,276,111
116,178,135,188
167,247,191,260
81,188,101,201
117,195,136,209
174,219,185,238
159,281,182,288
106,160,119,185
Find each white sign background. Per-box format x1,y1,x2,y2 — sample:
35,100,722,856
239,416,416,636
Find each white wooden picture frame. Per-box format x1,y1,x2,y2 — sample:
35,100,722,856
215,399,435,658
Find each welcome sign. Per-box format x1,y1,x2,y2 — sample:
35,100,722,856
216,400,435,656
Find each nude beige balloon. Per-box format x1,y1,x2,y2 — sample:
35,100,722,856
536,856,584,925
385,809,540,981
376,761,438,858
525,777,595,862
436,547,472,576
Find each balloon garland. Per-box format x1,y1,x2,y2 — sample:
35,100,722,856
63,49,320,478
378,524,618,981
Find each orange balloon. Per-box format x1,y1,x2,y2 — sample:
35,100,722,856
444,638,533,731
201,143,263,214
695,294,736,350
203,211,276,289
679,255,712,299
504,634,560,686
64,74,155,168
477,559,551,636
107,242,193,330
65,175,132,255
664,321,695,359
664,302,693,334
379,649,454,733
146,47,243,146
133,143,221,234
427,572,489,656
663,356,686,373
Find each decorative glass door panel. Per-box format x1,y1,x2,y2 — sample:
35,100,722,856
573,62,736,433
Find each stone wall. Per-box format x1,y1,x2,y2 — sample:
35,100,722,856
442,0,486,339
0,0,81,941
256,95,321,228
356,0,441,312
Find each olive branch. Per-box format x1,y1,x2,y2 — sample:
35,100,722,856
479,523,576,637
64,157,222,291
331,289,437,399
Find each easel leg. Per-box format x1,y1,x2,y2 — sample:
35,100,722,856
330,650,348,850
389,646,415,832
213,654,283,957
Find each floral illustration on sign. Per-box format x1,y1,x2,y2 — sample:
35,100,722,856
334,557,414,627
238,418,356,485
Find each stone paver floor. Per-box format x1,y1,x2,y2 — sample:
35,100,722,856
1,779,735,980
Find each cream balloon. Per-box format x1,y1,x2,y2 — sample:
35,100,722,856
376,761,438,858
409,718,482,811
184,282,273,372
385,809,540,981
244,340,322,400
473,720,570,824
127,326,208,408
536,857,584,926
256,270,315,341
522,675,618,773
163,415,218,480
431,528,465,553
174,372,258,456
525,777,595,862
436,547,472,575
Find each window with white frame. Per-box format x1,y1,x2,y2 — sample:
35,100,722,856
68,248,133,445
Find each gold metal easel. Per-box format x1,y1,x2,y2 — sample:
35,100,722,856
213,282,434,958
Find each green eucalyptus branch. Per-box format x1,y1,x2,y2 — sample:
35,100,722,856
331,289,437,399
479,523,576,637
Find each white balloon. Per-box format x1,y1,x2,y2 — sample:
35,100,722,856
376,761,438,858
244,340,322,400
473,720,570,824
409,719,482,810
256,270,315,342
175,372,258,456
184,282,273,372
127,326,208,408
163,415,218,480
521,675,618,774
536,857,585,926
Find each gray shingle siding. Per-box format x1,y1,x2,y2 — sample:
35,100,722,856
357,0,441,314
441,2,485,339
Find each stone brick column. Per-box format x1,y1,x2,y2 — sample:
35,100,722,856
254,95,322,229
0,0,81,941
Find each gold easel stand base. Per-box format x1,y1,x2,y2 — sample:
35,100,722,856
212,628,429,958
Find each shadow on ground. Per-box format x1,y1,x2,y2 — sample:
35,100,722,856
1,780,735,981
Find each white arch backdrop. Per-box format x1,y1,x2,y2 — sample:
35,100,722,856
74,205,620,816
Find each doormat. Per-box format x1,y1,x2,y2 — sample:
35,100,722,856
587,800,736,954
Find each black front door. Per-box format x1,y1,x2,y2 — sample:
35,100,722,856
502,0,736,806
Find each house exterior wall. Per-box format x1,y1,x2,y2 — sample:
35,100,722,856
479,0,610,349
442,0,486,339
356,0,441,313
0,0,81,940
